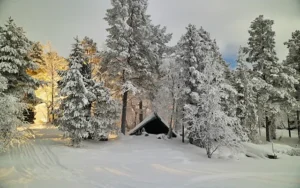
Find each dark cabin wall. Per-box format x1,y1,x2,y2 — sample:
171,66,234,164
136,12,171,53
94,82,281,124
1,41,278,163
132,117,176,137
144,118,169,135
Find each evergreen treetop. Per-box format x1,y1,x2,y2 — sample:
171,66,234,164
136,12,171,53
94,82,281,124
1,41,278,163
0,17,39,103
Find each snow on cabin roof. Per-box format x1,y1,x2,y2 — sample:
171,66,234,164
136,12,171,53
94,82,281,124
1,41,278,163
128,112,157,135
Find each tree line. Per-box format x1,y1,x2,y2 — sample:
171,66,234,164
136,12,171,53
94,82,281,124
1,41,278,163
0,0,299,158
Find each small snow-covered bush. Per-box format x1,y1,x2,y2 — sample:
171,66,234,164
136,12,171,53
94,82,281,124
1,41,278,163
275,148,300,156
286,149,300,156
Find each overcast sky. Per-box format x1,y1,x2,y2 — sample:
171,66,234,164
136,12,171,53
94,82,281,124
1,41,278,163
0,0,300,67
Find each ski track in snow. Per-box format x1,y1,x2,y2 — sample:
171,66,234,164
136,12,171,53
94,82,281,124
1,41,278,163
6,140,70,181
2,139,106,188
0,125,300,188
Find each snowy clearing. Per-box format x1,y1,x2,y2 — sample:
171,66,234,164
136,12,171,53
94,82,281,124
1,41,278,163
0,124,300,188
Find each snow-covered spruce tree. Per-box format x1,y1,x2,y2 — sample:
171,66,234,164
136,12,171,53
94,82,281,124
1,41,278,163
67,37,94,121
68,37,91,82
214,47,247,141
235,47,260,142
269,61,298,139
223,70,248,142
103,0,171,134
244,15,277,141
56,39,93,147
80,37,97,80
244,15,298,141
79,37,100,127
0,17,39,107
177,24,210,145
90,82,120,140
177,25,241,157
183,51,240,158
27,42,46,76
0,74,26,152
284,30,300,139
82,37,101,79
177,25,243,145
177,24,206,77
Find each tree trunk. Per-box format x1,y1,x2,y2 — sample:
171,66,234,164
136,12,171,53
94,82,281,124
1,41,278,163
182,124,184,143
121,91,128,135
266,115,270,142
168,116,173,139
288,116,291,138
270,116,276,140
168,97,176,139
51,71,55,123
134,111,138,127
207,153,212,159
174,103,181,131
258,118,261,136
206,145,212,158
47,106,50,123
121,70,127,135
297,110,300,140
257,94,261,136
139,100,143,123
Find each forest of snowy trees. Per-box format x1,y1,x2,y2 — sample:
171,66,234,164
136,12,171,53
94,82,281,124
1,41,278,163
1,0,300,158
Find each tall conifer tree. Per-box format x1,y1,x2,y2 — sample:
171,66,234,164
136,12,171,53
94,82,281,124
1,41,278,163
103,0,171,134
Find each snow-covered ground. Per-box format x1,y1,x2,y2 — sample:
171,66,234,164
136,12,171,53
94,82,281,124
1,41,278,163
0,125,300,188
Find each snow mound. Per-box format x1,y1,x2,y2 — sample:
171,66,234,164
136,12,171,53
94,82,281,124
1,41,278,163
243,143,273,159
242,142,299,159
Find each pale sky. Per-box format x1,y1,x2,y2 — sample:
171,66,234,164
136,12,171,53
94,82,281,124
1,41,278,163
0,0,300,67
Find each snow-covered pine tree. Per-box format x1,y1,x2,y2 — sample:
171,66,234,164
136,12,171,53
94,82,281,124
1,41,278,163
211,43,247,142
244,15,277,141
178,25,241,157
79,37,100,125
90,82,120,140
183,50,240,158
284,30,300,139
176,24,204,144
67,37,94,121
68,37,89,79
235,47,259,142
82,37,101,79
0,17,39,106
244,15,298,141
269,61,298,139
235,48,247,123
56,39,92,147
27,42,46,76
177,25,212,145
177,24,206,78
103,0,171,134
222,68,248,142
0,73,25,152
